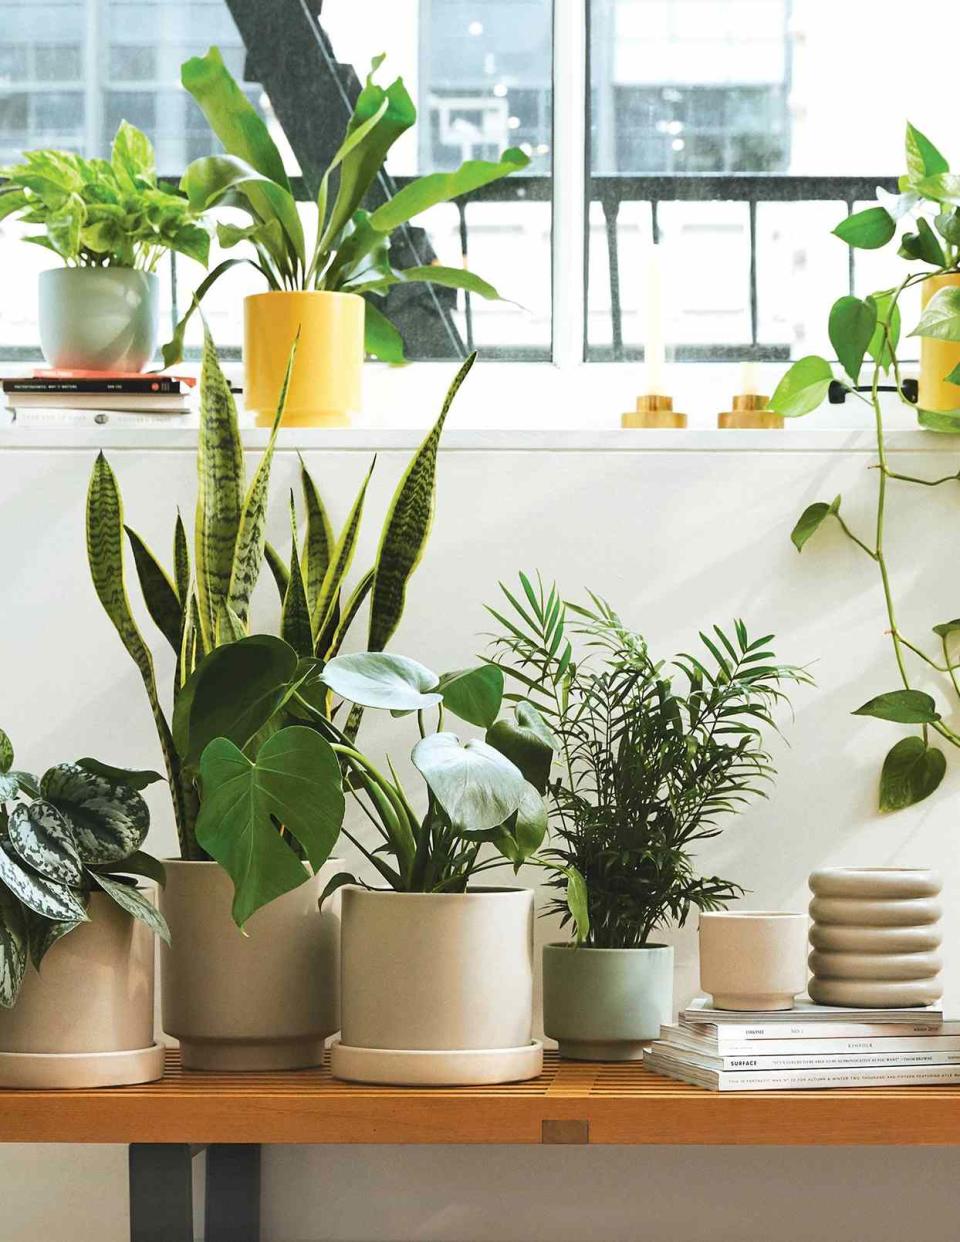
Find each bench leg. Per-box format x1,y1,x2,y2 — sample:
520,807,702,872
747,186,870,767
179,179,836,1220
129,1143,194,1242
205,1144,262,1242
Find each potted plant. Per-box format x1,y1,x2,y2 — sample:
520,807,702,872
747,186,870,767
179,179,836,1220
163,47,527,425
206,646,585,1086
772,123,960,811
0,121,207,372
0,728,169,1088
488,575,809,1060
85,335,475,1068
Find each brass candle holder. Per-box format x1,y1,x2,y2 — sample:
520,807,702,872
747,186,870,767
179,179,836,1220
717,392,783,429
621,394,687,429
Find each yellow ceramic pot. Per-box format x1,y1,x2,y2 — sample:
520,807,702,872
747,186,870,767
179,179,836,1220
919,272,960,412
244,290,365,427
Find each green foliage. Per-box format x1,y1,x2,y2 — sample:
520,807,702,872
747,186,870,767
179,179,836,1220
833,206,896,250
0,121,207,270
165,49,528,361
879,737,946,811
852,689,941,724
769,355,834,417
0,739,168,1006
488,575,809,949
828,297,877,383
791,496,841,551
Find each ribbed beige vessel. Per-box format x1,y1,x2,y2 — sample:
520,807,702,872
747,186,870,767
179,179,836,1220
808,869,943,1008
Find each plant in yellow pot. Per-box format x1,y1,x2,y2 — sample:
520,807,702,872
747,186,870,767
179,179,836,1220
163,48,528,425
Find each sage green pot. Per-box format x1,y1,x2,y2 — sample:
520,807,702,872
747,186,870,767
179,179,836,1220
542,943,674,1061
38,267,160,372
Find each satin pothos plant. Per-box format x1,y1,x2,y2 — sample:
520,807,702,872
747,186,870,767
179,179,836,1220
87,331,474,864
771,123,960,811
0,727,169,1006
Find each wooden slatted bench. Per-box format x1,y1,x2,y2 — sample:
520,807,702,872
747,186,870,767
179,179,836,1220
4,1050,960,1241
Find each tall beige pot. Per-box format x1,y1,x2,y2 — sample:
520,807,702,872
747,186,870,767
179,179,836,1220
0,891,163,1088
331,887,542,1086
160,860,341,1071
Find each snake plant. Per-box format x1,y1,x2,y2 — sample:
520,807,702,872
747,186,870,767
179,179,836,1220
86,335,474,861
0,727,169,1006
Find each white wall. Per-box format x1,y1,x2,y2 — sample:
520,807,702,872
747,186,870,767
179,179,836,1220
1,426,960,1240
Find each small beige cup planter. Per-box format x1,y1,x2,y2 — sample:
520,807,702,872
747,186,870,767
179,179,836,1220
160,859,342,1071
699,911,809,1011
808,869,943,1008
542,944,674,1061
331,887,542,1086
0,892,163,1089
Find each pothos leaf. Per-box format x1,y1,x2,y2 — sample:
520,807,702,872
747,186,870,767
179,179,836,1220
879,736,946,812
791,496,840,552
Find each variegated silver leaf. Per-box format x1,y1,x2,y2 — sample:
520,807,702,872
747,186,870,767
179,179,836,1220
26,911,81,972
92,874,171,945
8,801,84,886
0,887,27,1007
0,728,12,774
0,772,18,801
0,845,87,923
40,763,149,865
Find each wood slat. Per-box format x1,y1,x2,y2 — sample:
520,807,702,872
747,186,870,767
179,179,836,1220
3,1051,960,1146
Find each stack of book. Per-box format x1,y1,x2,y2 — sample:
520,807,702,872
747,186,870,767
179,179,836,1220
645,996,960,1090
2,370,196,426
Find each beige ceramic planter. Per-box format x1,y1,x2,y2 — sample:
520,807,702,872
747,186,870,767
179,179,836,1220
160,860,341,1071
0,891,163,1088
699,911,809,1011
331,887,542,1085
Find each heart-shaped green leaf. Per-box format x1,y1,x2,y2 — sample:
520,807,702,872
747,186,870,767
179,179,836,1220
321,652,441,711
196,726,345,926
489,782,547,865
853,689,940,724
92,874,171,945
8,802,83,886
879,736,946,811
910,287,960,342
769,355,834,418
485,701,557,793
438,665,504,729
40,763,149,865
833,206,895,250
791,496,840,552
412,732,526,834
0,845,87,923
866,291,901,372
933,618,960,638
917,408,960,433
828,297,876,383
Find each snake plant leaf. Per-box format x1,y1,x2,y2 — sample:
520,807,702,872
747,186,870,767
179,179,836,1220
485,700,557,793
326,568,375,659
0,845,87,923
124,525,182,654
264,541,290,602
174,511,190,604
195,326,244,648
0,892,26,1007
438,665,504,729
368,353,474,651
299,459,335,619
93,849,166,888
196,726,345,927
40,763,150,865
281,496,314,658
412,732,526,835
322,652,442,711
215,602,246,645
313,459,376,645
8,802,83,886
369,148,529,234
173,634,299,768
363,300,405,363
26,911,80,973
91,873,171,945
0,728,12,773
227,335,296,627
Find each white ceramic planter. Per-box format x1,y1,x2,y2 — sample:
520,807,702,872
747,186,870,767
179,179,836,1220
0,891,163,1088
699,911,808,1010
160,860,341,1071
331,887,542,1085
808,869,943,1008
38,267,159,372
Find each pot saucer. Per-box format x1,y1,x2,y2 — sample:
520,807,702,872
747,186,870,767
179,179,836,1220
329,1038,543,1086
0,1041,165,1089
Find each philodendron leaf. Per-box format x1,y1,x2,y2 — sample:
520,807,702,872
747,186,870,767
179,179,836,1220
828,297,876,383
0,845,87,922
7,802,83,886
40,763,149,865
833,206,895,250
26,913,80,973
321,652,442,711
879,736,946,812
91,874,171,945
853,690,941,725
438,665,504,729
791,496,840,552
910,287,960,342
196,727,345,927
905,122,949,182
76,759,163,791
174,634,300,768
0,892,26,1007
485,700,557,793
412,732,526,835
0,729,12,774
769,355,833,417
